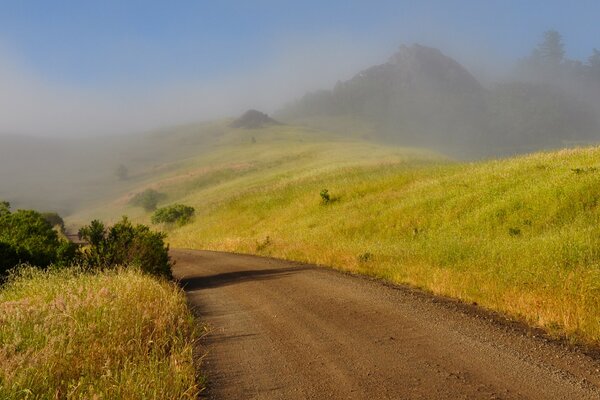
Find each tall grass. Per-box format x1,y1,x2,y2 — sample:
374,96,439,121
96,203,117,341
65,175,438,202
0,267,200,399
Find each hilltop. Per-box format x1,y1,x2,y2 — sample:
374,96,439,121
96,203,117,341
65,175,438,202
279,44,599,157
230,109,280,129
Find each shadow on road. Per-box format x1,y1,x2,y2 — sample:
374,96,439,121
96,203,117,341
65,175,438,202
178,266,313,291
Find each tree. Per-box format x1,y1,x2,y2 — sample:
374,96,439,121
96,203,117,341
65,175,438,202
129,189,167,212
588,48,600,77
115,164,129,181
536,30,565,66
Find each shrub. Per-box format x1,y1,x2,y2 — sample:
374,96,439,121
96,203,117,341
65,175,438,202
255,236,272,252
78,217,172,278
41,211,65,232
0,204,76,278
320,188,340,205
357,252,374,263
115,164,129,180
320,188,331,204
0,201,9,217
0,242,18,279
130,189,167,212
508,227,522,236
152,204,195,226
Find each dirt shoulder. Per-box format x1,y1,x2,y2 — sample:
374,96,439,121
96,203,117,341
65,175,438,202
172,249,600,400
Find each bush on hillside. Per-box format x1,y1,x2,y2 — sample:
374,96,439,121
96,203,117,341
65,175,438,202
151,204,195,226
115,164,129,181
129,189,167,212
78,217,172,278
320,189,331,204
0,203,76,278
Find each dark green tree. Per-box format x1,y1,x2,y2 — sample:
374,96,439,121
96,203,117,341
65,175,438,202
536,30,565,65
0,204,76,277
129,189,167,212
588,48,600,77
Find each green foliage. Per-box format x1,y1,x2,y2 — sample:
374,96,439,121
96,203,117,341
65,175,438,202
151,204,195,226
0,201,9,217
320,189,331,204
78,217,172,278
508,227,521,237
0,204,75,278
0,242,19,278
41,211,65,232
130,189,167,212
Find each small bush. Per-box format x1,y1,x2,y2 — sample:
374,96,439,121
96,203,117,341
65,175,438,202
130,189,167,212
320,188,331,204
358,252,374,263
115,163,129,180
508,227,521,236
152,204,195,226
78,217,172,278
255,236,271,252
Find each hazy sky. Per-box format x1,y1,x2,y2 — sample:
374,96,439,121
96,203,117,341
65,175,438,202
1,0,598,136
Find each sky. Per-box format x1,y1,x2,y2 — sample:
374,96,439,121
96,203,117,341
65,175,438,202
1,0,599,137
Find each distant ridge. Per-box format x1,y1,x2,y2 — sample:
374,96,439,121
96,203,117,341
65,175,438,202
279,43,599,157
230,110,281,129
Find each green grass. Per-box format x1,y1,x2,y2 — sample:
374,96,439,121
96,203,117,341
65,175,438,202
68,122,600,346
0,267,200,399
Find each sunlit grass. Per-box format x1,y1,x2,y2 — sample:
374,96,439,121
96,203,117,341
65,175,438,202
68,122,600,346
168,145,600,345
0,267,200,399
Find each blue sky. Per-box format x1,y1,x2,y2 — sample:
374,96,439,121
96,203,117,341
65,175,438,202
0,1,598,135
2,1,598,86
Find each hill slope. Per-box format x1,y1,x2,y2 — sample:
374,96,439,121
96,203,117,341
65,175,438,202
69,121,600,346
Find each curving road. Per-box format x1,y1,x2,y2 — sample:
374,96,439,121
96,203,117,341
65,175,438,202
172,249,600,400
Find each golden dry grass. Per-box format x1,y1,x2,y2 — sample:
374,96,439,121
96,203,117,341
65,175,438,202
0,267,200,399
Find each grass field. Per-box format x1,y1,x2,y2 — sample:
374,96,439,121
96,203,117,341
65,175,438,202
0,267,200,399
68,122,600,346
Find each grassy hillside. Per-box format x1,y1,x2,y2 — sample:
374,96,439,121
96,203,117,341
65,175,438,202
69,122,600,345
67,123,440,226
0,267,200,399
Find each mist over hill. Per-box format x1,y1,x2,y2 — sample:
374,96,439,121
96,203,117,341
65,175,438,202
279,42,600,157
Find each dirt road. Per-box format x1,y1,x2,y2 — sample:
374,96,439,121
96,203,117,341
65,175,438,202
172,249,600,400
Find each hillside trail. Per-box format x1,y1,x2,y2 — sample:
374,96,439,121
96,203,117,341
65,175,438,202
172,249,600,400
